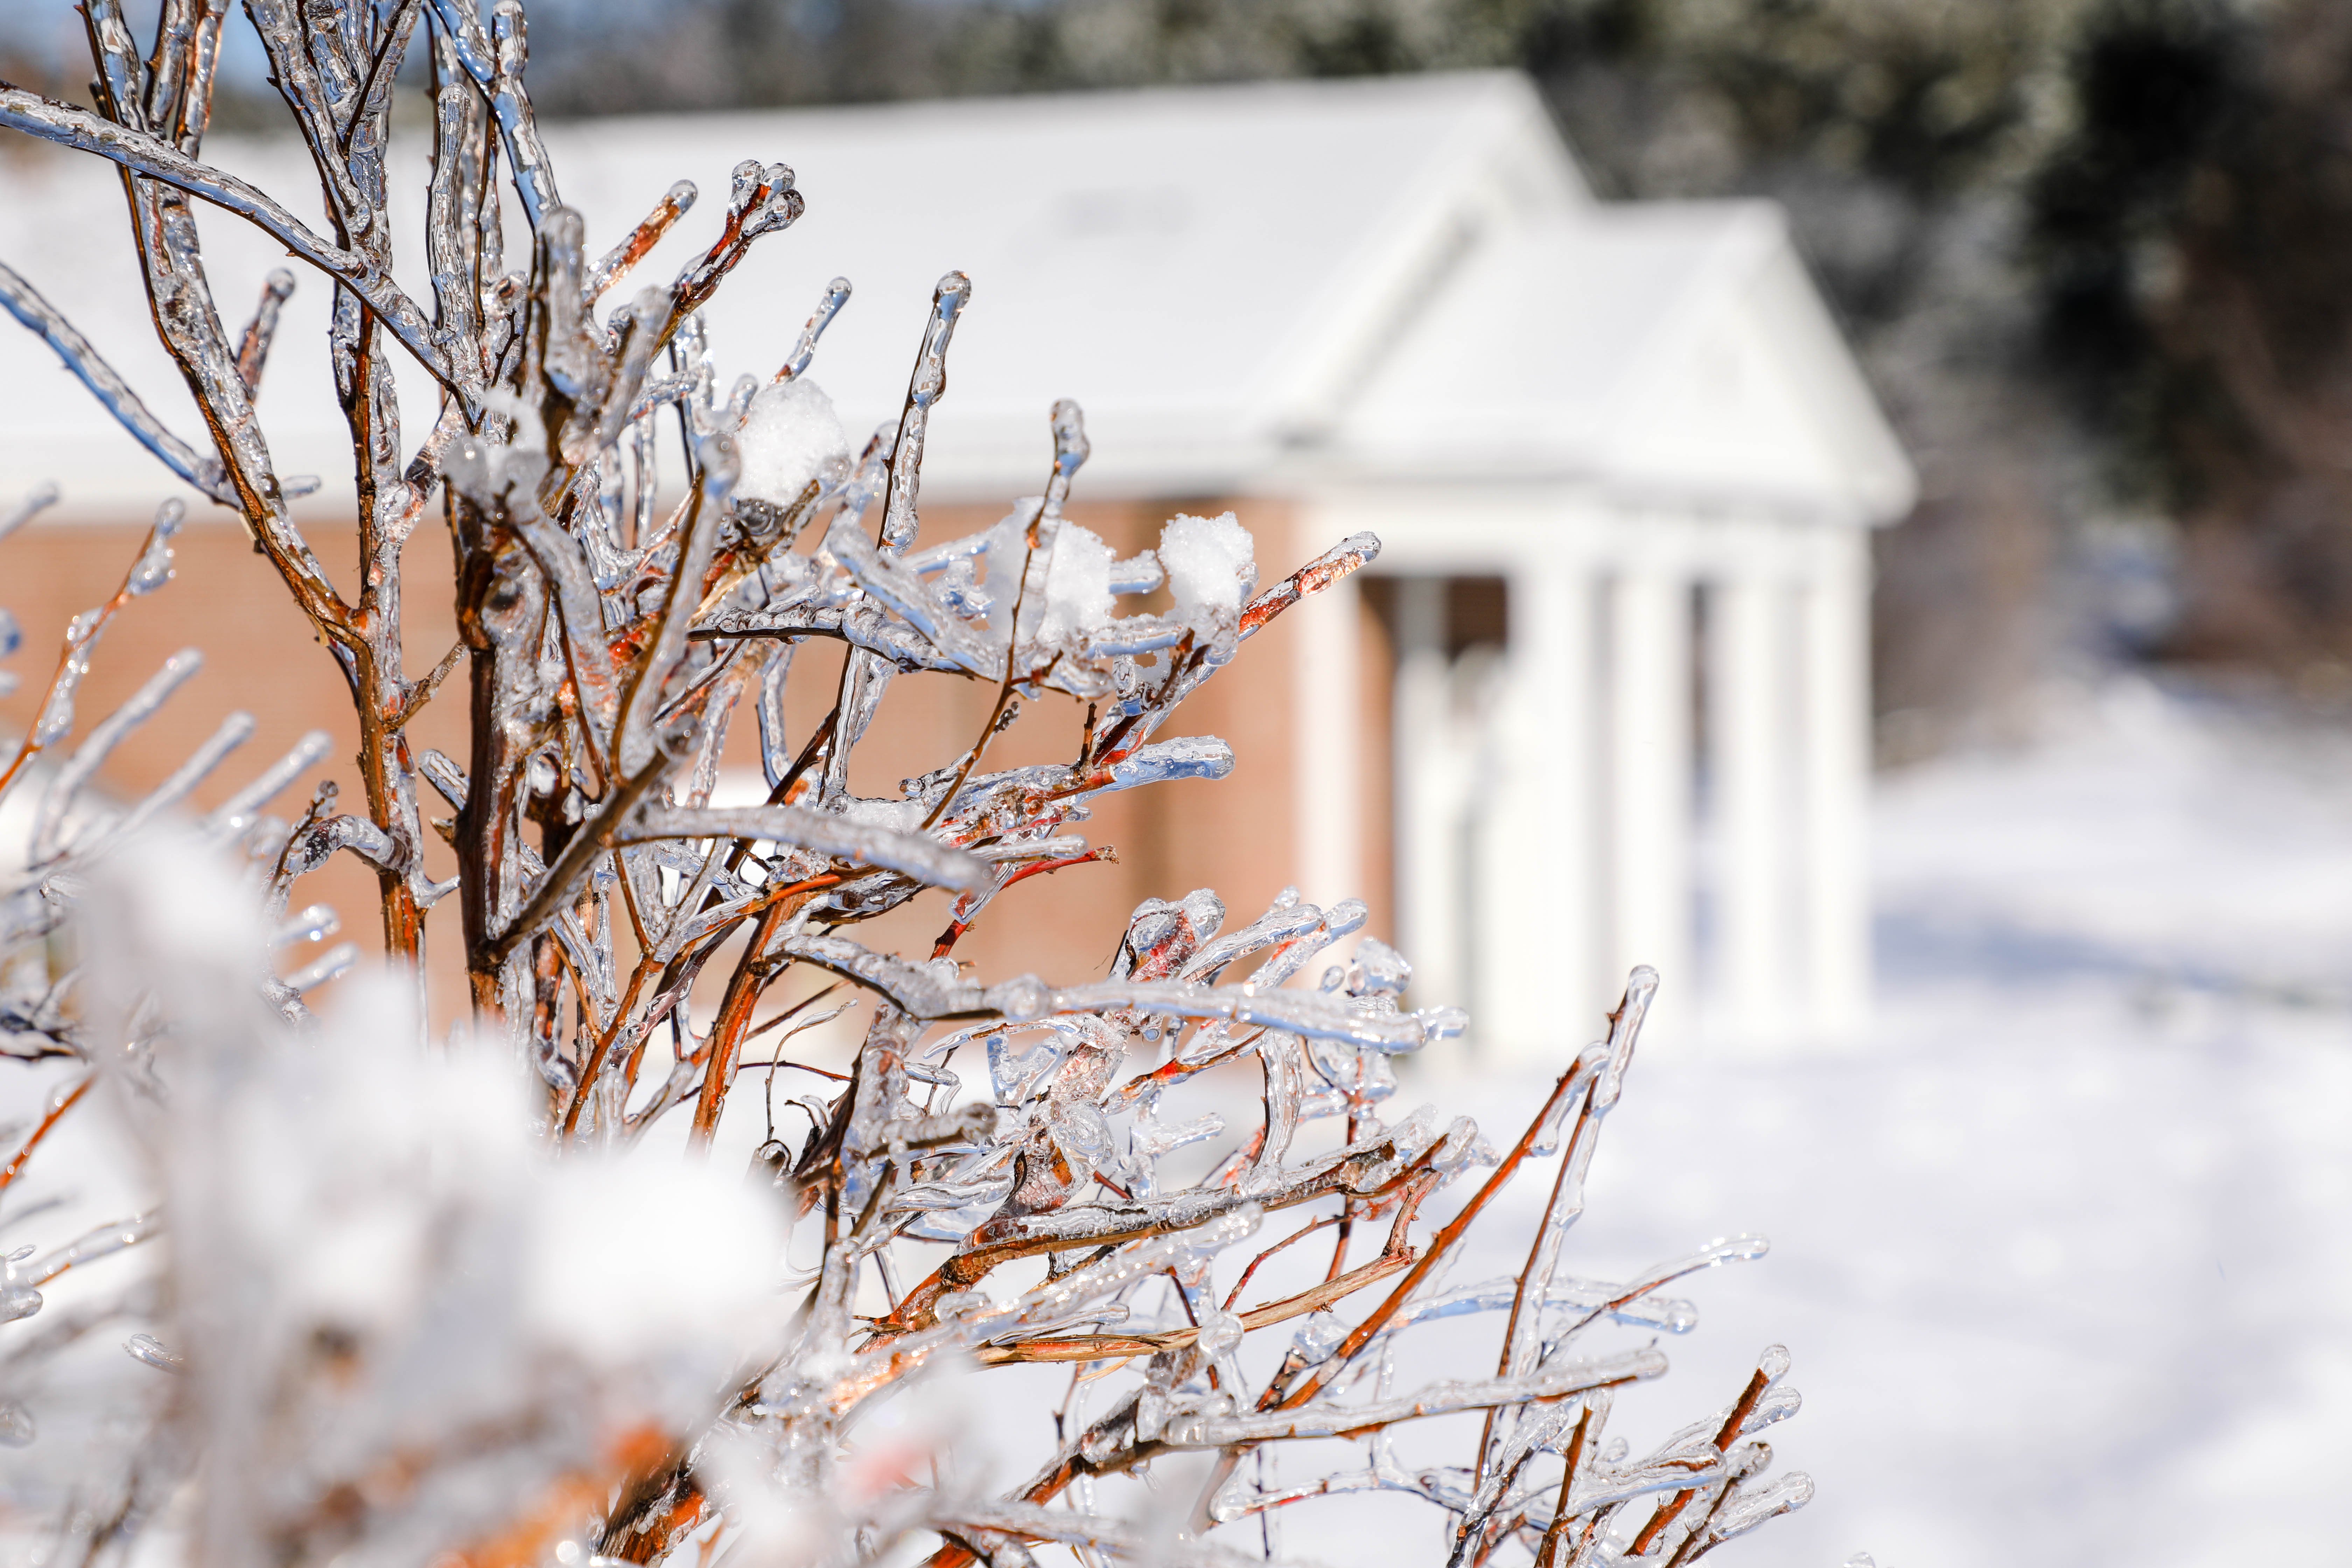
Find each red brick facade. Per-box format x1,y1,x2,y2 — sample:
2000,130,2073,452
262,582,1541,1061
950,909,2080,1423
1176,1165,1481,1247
4,497,1393,1026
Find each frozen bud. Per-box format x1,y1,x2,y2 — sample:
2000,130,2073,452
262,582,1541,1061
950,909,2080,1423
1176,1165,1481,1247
1178,887,1225,942
0,1286,39,1324
1195,1309,1243,1357
1290,1309,1345,1366
1049,1104,1114,1174
127,498,182,595
1348,937,1411,997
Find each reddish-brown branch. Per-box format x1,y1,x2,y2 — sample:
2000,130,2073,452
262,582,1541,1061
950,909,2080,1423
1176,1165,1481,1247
0,1078,91,1194
931,850,1112,959
1271,1057,1593,1414
1221,1215,1342,1313
972,1247,1409,1369
688,896,797,1148
1626,1366,1771,1557
1478,1074,1600,1484
1532,1406,1595,1568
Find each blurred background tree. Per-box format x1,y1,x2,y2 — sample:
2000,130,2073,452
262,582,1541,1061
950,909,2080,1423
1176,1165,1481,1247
19,0,2352,744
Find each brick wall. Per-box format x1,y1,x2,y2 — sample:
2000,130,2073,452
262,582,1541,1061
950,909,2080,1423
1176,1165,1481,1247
4,495,1388,1027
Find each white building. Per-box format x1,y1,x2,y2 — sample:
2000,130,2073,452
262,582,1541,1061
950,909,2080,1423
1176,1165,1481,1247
0,70,1912,1054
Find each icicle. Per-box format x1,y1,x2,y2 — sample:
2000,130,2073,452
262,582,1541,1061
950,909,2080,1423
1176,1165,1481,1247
126,496,184,595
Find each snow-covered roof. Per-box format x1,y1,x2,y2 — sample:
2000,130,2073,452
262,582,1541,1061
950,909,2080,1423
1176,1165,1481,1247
0,71,1911,524
1329,201,1919,522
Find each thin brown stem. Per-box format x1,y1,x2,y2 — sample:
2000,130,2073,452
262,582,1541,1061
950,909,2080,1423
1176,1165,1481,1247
0,1078,92,1194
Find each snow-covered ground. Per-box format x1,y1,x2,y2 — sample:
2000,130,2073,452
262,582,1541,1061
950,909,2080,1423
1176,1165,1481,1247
1433,678,2352,1567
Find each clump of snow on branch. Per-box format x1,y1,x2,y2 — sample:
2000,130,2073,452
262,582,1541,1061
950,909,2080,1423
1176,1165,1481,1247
0,3,1823,1565
1160,511,1257,635
735,376,852,508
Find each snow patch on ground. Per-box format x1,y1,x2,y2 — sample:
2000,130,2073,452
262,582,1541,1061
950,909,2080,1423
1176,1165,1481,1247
1520,679,2352,1567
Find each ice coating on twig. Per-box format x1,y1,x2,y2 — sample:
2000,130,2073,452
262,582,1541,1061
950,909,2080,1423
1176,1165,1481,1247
779,275,853,381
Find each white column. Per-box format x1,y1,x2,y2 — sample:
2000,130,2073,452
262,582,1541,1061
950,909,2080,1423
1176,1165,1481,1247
1608,564,1693,1030
1799,530,1872,1035
1478,552,1593,1059
1390,578,1465,1015
1293,568,1364,911
1707,568,1792,1042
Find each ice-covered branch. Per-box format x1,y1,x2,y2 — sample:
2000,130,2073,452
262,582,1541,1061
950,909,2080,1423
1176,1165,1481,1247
0,85,470,401
1154,1349,1666,1446
0,260,232,503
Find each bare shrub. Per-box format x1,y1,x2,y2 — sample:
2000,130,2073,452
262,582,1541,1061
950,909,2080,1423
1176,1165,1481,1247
0,6,1812,1564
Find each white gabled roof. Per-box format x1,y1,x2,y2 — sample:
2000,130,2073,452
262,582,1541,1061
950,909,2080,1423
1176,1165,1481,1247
541,70,1590,497
1328,201,1918,523
0,71,1911,526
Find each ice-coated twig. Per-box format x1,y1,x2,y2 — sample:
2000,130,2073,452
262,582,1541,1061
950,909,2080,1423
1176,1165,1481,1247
1482,969,1655,1480
0,260,232,502
0,88,470,401
28,648,204,859
202,730,332,835
0,481,60,544
232,268,294,397
777,275,852,382
424,0,560,230
0,501,190,799
1156,1349,1666,1446
624,805,988,892
23,1209,161,1286
0,1078,93,1196
778,930,1465,1046
587,178,695,304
